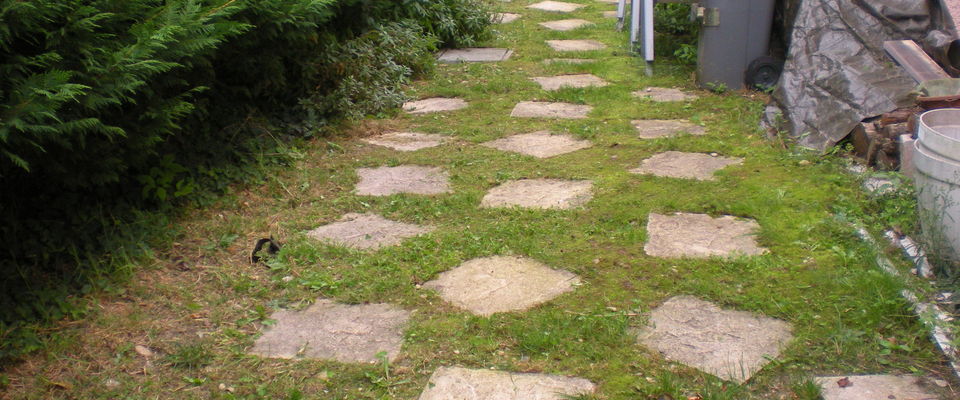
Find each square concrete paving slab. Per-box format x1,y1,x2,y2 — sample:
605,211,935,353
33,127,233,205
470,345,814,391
542,58,595,64
602,10,618,18
546,39,607,52
422,256,580,316
355,166,450,196
493,12,521,23
403,97,468,114
630,151,743,181
438,48,513,63
250,299,410,363
510,101,592,119
637,296,793,383
633,87,699,102
362,132,446,151
633,120,707,139
539,19,594,31
527,1,585,13
482,131,592,158
418,366,595,400
531,74,609,91
644,212,767,258
306,213,433,250
815,375,939,400
481,179,594,209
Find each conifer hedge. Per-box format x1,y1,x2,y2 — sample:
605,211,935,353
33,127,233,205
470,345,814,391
0,0,490,358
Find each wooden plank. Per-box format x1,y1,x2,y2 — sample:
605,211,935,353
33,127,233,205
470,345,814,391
884,40,950,83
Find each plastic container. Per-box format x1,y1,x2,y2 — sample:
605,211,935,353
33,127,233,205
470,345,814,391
696,0,777,90
914,108,960,269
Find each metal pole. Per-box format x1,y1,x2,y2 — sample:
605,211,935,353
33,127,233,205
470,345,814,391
641,0,655,62
629,0,641,48
616,0,627,31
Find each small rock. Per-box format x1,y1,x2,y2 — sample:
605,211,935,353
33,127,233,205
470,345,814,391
934,379,949,387
104,379,120,388
281,276,294,282
799,160,812,166
134,345,153,358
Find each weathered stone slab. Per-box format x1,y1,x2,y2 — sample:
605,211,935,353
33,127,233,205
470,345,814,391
546,39,607,52
602,10,618,18
596,0,619,3
644,212,767,258
363,132,445,151
418,367,595,400
423,256,580,316
251,299,410,363
633,87,699,102
527,1,586,13
542,58,594,64
510,101,592,119
630,151,742,181
637,296,792,383
632,120,707,139
493,12,521,24
438,48,513,63
531,74,608,91
815,375,939,400
403,98,468,114
481,179,593,209
356,166,450,196
539,19,594,31
482,131,592,158
306,213,433,250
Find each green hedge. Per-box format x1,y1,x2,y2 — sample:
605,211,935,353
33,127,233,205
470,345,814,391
0,0,491,360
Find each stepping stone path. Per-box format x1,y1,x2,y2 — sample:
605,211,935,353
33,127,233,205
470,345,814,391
438,48,513,63
527,1,585,13
630,151,743,181
403,97,468,114
542,58,594,64
531,74,608,91
481,179,594,209
418,366,595,399
644,212,766,258
596,0,619,3
492,12,521,24
637,296,793,383
602,10,618,18
423,256,580,316
539,19,593,31
633,120,707,139
306,213,433,250
546,39,607,52
250,299,410,363
482,131,592,158
355,166,450,196
511,101,592,119
363,132,445,151
815,375,938,400
633,87,699,102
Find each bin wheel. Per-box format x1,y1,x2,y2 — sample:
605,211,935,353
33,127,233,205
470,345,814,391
745,56,784,92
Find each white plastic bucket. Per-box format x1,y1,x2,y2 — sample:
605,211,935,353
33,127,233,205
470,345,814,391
914,109,960,269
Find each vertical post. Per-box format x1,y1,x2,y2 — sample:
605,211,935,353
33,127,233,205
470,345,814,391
641,0,655,63
629,0,641,49
616,0,627,31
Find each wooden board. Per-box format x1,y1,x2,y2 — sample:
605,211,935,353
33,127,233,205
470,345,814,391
883,40,950,83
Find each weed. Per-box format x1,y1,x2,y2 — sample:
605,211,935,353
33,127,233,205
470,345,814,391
165,343,213,369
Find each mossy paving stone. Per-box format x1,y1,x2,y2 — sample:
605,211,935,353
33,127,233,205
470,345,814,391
417,366,595,399
545,39,607,52
306,213,434,250
630,151,743,181
481,179,594,209
510,101,592,119
362,131,446,152
538,19,594,31
637,296,793,383
482,130,592,158
644,212,766,258
421,256,580,316
526,1,586,13
492,12,521,24
632,87,699,102
437,48,514,63
530,74,609,91
602,10,618,18
250,300,410,363
355,165,451,196
403,97,468,114
632,119,707,139
542,58,595,64
815,375,941,400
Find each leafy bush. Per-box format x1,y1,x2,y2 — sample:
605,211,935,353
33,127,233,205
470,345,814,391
653,3,699,64
0,0,490,361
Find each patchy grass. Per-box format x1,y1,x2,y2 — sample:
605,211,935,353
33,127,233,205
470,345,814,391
2,0,957,399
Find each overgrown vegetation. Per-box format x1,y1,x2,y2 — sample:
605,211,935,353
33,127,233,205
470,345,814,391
0,0,491,361
653,3,698,64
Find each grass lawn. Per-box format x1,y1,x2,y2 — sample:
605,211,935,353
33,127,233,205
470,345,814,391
1,1,955,399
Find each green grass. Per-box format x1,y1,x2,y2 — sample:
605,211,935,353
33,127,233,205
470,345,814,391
1,0,955,399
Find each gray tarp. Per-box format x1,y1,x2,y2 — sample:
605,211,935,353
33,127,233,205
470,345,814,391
762,0,956,151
